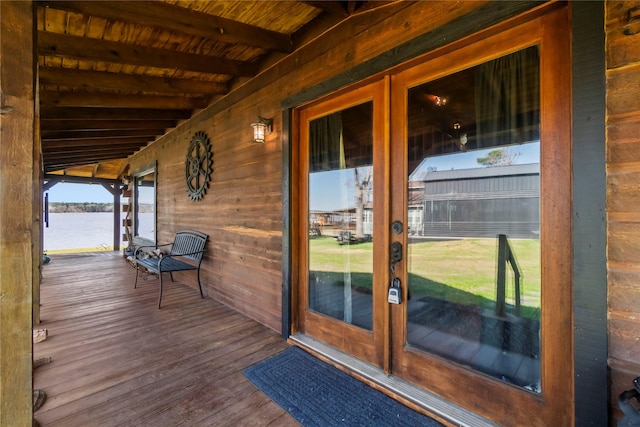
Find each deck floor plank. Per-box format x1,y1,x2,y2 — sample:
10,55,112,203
34,252,296,426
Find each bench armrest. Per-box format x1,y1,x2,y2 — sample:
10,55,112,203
164,249,205,258
157,250,205,269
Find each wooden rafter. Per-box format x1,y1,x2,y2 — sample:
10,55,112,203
301,1,350,17
301,1,403,18
39,67,229,95
39,107,191,121
38,31,256,77
39,90,210,109
41,129,165,140
39,120,178,132
44,154,141,164
43,147,145,157
38,1,293,53
43,137,152,150
46,152,138,163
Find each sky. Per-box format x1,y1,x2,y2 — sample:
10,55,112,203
46,182,115,203
410,141,540,179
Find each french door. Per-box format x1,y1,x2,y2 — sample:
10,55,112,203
295,8,572,425
297,80,388,367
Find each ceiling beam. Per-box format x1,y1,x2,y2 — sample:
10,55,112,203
301,2,349,17
44,152,141,163
39,67,228,95
45,160,126,172
45,152,137,163
38,1,293,53
43,137,151,149
44,174,122,186
41,129,165,140
43,145,144,156
353,1,404,15
40,107,190,121
38,31,256,76
40,120,177,131
45,149,138,163
40,90,210,109
45,159,122,171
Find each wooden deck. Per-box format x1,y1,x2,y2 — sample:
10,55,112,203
33,252,297,426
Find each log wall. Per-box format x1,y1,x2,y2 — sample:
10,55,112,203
606,0,640,419
128,1,486,331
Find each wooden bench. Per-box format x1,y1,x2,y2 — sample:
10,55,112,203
133,230,208,308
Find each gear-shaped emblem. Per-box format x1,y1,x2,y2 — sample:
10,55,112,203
185,131,213,201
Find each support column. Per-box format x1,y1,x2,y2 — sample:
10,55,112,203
102,183,123,251
0,1,37,425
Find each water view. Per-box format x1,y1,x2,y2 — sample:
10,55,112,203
44,212,121,253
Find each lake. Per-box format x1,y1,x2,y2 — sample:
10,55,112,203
44,212,153,253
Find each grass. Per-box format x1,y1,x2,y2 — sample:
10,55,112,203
309,236,541,317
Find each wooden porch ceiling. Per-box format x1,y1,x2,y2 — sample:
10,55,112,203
37,0,399,179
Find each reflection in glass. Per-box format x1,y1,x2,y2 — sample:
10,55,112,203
308,102,374,330
405,47,542,392
134,169,156,243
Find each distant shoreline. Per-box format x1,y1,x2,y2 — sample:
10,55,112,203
48,202,113,213
48,202,153,213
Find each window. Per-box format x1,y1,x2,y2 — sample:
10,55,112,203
133,164,156,244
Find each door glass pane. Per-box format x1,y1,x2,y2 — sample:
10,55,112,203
405,46,541,392
308,102,374,330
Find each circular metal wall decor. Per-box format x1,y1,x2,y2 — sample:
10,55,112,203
185,131,213,201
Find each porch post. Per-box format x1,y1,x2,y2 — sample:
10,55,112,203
0,1,37,425
102,183,123,251
114,188,121,251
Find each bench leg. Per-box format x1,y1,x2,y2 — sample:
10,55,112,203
134,265,140,288
158,272,164,309
197,268,204,299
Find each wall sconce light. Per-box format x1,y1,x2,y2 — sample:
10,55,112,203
251,116,273,143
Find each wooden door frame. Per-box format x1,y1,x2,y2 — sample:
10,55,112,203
294,80,388,367
389,9,572,426
281,2,607,424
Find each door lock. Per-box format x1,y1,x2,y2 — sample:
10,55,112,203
391,242,403,263
388,278,402,304
389,242,403,304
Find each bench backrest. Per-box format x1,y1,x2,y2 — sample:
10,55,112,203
170,230,208,264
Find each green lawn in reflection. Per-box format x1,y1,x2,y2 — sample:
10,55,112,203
309,236,541,318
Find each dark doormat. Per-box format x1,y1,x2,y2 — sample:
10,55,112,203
244,346,443,426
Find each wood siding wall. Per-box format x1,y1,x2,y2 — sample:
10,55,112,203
128,1,487,331
606,0,640,419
